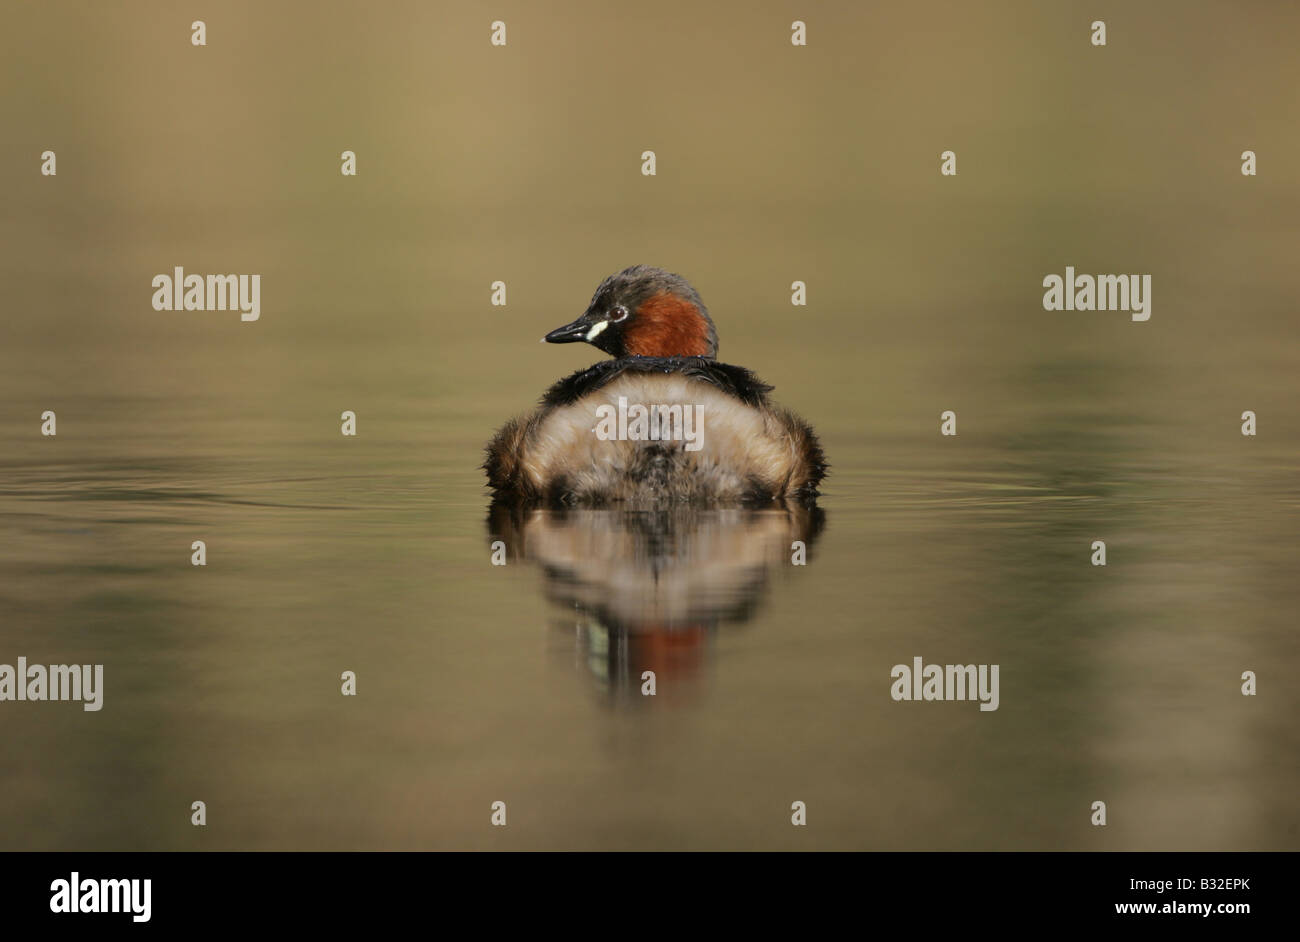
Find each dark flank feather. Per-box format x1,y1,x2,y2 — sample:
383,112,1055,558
541,357,774,409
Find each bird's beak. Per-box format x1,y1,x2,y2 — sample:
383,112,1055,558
543,311,608,345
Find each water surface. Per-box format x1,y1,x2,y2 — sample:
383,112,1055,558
1,0,1297,850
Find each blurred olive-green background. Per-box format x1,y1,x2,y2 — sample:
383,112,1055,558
1,1,1297,849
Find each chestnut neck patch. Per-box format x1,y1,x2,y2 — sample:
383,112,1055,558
623,292,717,358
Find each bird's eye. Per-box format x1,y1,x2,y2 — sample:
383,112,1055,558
611,305,630,323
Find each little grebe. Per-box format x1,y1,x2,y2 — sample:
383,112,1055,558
484,265,826,503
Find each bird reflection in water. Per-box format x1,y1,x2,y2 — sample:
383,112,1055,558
487,502,824,703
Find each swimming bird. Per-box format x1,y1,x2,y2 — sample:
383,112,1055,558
484,265,826,503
